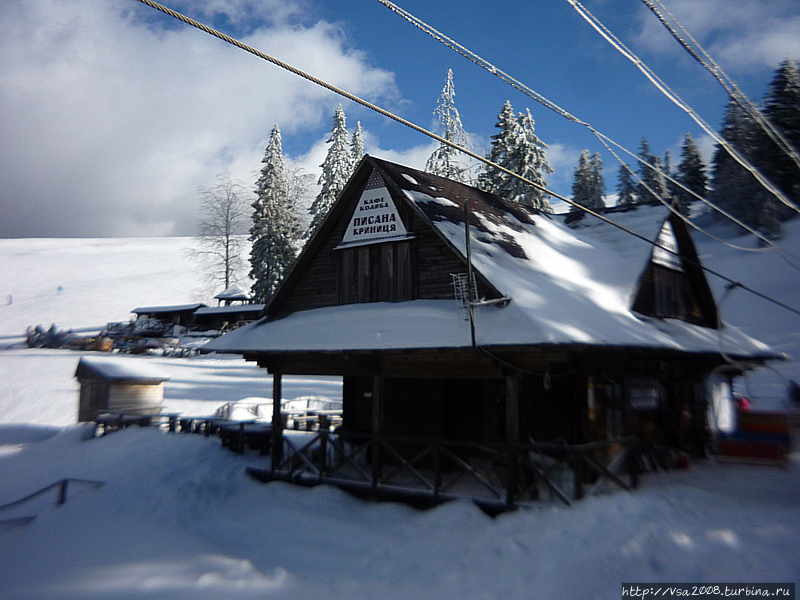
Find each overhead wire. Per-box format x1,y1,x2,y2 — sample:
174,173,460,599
371,0,799,261
130,0,800,320
640,0,800,176
563,0,800,217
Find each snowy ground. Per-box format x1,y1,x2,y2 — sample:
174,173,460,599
0,426,797,599
1,217,799,598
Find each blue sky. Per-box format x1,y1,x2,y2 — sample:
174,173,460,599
1,0,798,235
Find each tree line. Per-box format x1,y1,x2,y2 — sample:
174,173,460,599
569,59,800,238
205,59,798,304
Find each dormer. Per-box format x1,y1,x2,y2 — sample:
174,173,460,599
631,213,719,328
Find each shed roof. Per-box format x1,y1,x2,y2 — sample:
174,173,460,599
131,303,206,315
214,286,249,301
195,304,265,316
205,156,778,360
75,356,170,383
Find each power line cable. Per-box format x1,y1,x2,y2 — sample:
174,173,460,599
130,0,800,319
640,0,800,176
563,0,800,217
372,0,796,258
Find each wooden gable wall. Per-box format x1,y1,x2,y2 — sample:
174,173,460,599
267,159,497,319
631,213,719,328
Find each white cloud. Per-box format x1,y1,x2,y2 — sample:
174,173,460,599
546,143,582,195
0,0,397,236
171,0,308,28
635,0,800,70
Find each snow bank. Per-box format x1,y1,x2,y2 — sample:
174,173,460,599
0,426,797,599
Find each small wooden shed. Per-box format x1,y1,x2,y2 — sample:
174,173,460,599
214,286,250,306
75,356,170,422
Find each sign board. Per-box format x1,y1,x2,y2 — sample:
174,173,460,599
340,186,408,246
627,379,662,411
651,220,683,272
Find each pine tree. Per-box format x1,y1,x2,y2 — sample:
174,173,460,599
636,138,668,205
569,150,593,222
351,121,365,168
616,164,637,207
675,133,708,215
569,150,604,221
477,100,518,196
306,105,353,238
663,150,678,203
500,108,554,211
426,68,469,182
589,152,606,209
760,59,800,221
710,100,768,232
249,125,299,303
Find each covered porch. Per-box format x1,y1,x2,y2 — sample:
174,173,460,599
244,344,728,509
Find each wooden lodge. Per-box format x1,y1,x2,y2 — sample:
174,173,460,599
206,156,780,508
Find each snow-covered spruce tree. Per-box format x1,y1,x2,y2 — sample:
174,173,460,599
589,152,606,209
675,134,708,215
569,150,592,222
616,163,637,208
306,105,353,239
499,108,554,211
760,59,800,222
569,150,604,222
663,150,679,205
249,125,300,304
477,100,518,196
636,138,668,205
710,100,771,234
425,68,469,182
351,121,365,167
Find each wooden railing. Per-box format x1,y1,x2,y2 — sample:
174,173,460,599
0,478,106,526
254,428,641,509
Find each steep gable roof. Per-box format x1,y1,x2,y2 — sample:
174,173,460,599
206,157,775,359
631,212,719,328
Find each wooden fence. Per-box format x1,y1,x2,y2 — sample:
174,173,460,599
251,427,641,510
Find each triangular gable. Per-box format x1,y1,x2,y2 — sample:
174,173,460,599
651,220,683,272
631,213,719,328
264,156,502,319
338,169,409,247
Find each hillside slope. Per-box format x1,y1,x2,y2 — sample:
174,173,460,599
0,237,247,344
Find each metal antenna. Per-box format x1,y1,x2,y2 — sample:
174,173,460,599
464,199,477,348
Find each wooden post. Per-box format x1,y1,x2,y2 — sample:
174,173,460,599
371,375,384,489
271,372,283,468
505,374,520,506
57,480,68,505
319,415,329,476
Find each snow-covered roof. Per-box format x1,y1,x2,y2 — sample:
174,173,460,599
75,356,170,383
195,304,265,316
131,303,206,315
205,157,778,360
214,286,249,301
